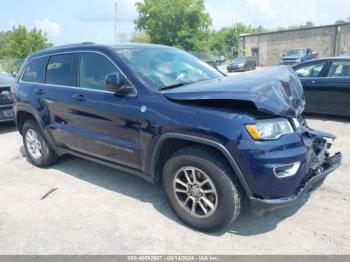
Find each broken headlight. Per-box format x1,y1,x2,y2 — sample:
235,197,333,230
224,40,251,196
245,118,294,140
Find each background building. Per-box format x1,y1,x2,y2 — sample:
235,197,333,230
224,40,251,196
239,23,350,66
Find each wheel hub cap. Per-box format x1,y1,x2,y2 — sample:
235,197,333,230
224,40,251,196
188,185,201,198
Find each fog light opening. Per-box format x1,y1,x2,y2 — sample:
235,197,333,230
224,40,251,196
274,162,301,178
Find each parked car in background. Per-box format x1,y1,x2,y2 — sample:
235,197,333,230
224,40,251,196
0,73,15,123
293,57,350,117
192,52,221,69
13,43,341,232
281,48,317,65
227,56,256,72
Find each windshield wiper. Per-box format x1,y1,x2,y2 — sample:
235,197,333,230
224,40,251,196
159,78,222,91
159,82,187,91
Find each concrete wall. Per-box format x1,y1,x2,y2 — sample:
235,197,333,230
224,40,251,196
339,24,350,54
241,23,350,66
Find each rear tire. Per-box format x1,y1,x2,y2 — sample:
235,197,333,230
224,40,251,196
162,146,241,232
22,120,59,167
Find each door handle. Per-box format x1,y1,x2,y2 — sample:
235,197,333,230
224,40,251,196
72,94,86,101
311,80,316,84
34,89,45,95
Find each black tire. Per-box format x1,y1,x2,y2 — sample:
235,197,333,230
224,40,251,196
162,145,242,232
22,119,59,167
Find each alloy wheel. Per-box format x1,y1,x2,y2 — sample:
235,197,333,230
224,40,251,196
173,166,218,218
25,129,42,160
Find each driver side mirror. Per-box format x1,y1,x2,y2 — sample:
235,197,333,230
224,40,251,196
105,72,135,96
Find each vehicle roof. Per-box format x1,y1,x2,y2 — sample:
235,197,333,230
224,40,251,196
293,57,350,67
29,42,172,59
288,48,309,50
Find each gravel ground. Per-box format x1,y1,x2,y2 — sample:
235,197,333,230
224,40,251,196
0,114,349,255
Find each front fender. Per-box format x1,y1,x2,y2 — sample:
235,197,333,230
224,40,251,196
148,132,253,197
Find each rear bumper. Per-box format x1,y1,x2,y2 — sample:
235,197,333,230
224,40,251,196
249,152,342,214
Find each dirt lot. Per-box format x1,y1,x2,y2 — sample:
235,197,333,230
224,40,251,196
0,115,349,255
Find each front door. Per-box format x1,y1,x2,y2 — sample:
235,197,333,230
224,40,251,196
69,52,142,170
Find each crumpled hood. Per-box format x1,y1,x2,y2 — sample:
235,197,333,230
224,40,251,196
163,66,305,117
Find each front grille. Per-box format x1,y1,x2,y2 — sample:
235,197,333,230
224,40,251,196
0,87,12,105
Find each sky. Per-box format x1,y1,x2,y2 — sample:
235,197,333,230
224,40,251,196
0,0,349,45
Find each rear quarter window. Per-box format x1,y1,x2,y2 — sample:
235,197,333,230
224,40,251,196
328,61,350,77
22,57,48,83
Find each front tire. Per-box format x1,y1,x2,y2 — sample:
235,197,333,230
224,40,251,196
22,119,59,167
162,146,241,232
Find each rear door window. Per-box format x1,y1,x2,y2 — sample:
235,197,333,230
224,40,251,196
22,57,48,83
46,54,78,86
328,61,350,77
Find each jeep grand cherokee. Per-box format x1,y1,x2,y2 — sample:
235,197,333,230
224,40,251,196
13,43,341,232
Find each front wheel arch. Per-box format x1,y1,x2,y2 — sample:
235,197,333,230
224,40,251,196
150,133,253,198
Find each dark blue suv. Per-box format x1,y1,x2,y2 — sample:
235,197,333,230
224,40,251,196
13,43,342,232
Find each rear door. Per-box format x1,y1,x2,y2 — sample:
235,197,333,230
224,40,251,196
68,51,142,170
41,53,81,150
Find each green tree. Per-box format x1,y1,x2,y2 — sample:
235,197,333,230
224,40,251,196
276,21,315,31
255,25,267,33
0,25,52,59
208,23,256,58
130,31,151,43
335,20,347,24
134,0,212,51
304,21,314,28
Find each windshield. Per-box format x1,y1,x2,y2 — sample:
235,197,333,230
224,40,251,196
115,48,222,90
0,74,14,85
232,57,247,63
286,49,306,56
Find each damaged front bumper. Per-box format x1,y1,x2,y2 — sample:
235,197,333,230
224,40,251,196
247,125,342,214
0,105,15,123
250,151,342,214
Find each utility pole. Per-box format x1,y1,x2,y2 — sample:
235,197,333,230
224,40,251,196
114,1,117,44
232,16,237,59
